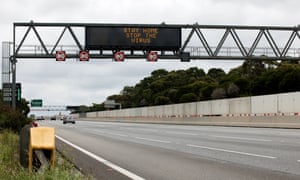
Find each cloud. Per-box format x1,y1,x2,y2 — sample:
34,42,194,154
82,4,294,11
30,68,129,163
1,0,299,108
16,59,242,105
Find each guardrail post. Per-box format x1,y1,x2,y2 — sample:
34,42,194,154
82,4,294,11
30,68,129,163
19,124,31,168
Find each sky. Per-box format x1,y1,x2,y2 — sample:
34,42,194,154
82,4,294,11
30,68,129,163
0,0,299,112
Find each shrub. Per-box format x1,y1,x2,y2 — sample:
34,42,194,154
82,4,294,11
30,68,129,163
179,93,198,103
0,107,31,132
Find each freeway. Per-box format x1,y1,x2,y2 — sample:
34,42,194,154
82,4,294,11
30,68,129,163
39,120,300,180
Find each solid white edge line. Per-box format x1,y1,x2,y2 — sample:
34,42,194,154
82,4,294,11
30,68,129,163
187,144,277,159
56,135,145,180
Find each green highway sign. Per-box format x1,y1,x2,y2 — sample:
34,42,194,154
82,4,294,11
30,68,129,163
17,88,21,101
31,99,43,107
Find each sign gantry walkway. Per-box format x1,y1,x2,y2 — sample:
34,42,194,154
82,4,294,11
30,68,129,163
30,105,80,112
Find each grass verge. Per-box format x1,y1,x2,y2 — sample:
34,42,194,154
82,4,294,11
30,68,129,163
0,130,92,180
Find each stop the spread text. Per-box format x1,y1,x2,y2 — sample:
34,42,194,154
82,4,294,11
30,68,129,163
123,28,158,44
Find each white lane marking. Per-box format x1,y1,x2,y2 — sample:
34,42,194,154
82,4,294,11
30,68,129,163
165,131,198,136
122,127,159,133
56,135,145,180
87,129,105,134
187,144,277,159
86,130,128,138
108,133,129,137
211,135,272,142
297,160,300,162
135,137,171,144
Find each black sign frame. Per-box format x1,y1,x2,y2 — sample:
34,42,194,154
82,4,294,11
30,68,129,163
2,83,21,106
85,26,181,51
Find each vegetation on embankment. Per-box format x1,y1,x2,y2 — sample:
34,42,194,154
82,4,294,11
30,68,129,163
0,91,32,132
0,130,91,180
74,60,300,113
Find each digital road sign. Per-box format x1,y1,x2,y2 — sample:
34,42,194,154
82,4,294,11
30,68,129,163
85,26,181,51
2,83,21,106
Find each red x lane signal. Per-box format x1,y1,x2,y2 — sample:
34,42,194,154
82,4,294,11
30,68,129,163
79,50,90,61
114,51,125,61
147,51,158,62
56,51,66,61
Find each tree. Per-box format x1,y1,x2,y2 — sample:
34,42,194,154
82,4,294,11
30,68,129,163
78,105,90,112
279,68,300,92
150,80,166,93
234,77,250,95
0,94,31,132
179,93,198,103
139,89,153,106
211,88,226,99
19,99,30,117
251,75,269,96
227,83,240,98
188,81,207,94
121,86,135,95
200,84,217,100
90,103,105,112
207,68,226,80
167,89,178,103
154,96,171,105
186,67,206,79
83,60,300,112
0,108,31,132
241,60,266,78
151,69,168,78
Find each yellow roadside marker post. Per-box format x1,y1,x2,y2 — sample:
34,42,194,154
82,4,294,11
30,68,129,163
29,127,55,171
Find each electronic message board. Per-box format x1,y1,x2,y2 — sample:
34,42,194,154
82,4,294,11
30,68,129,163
85,26,181,51
2,83,21,106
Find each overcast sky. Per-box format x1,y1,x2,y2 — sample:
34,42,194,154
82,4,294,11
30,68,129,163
0,0,299,110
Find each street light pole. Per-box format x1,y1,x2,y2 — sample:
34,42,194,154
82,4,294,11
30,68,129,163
11,24,16,110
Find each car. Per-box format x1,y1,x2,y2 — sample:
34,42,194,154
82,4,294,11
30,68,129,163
36,116,45,121
63,116,76,124
32,121,38,127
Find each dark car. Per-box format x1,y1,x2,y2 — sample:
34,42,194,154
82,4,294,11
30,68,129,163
63,116,75,124
36,116,45,121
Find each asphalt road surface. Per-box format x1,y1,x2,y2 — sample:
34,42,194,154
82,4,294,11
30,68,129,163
40,120,300,180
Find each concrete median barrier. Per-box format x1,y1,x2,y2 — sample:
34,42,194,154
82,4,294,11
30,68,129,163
80,116,300,129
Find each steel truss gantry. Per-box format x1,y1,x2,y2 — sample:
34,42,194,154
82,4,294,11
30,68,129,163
30,105,80,112
30,105,67,112
6,21,300,109
13,22,300,61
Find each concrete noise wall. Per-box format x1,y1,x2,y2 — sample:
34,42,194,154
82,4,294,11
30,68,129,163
85,92,300,118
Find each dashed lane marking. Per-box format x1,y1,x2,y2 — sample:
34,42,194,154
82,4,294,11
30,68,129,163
187,144,277,159
135,137,171,144
211,135,272,142
165,131,198,136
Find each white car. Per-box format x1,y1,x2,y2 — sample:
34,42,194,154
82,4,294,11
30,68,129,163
63,116,76,124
